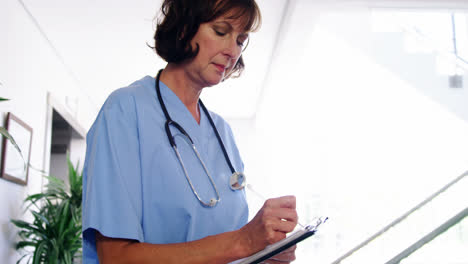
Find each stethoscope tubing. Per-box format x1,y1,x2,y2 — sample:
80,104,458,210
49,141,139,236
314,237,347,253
155,69,244,207
156,69,236,175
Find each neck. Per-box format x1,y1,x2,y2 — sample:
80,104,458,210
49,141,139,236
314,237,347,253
159,64,203,123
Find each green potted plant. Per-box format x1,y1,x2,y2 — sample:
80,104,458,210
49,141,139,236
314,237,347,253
11,158,83,264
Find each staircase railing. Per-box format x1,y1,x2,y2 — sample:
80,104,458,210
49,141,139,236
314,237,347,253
331,170,468,264
386,206,468,264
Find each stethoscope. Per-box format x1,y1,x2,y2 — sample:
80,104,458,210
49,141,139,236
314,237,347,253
155,69,246,207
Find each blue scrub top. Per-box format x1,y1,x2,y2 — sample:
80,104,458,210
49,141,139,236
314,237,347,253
82,76,248,263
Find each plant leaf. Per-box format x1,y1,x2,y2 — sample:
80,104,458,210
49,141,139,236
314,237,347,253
11,219,32,229
67,156,76,186
0,126,27,171
12,156,84,263
15,241,37,250
32,241,45,264
15,254,29,264
31,211,50,226
58,201,70,235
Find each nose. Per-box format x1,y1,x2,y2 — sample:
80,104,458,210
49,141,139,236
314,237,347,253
223,37,242,60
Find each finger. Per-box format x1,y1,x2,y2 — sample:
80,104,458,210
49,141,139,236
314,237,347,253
263,215,296,234
263,208,298,224
269,249,296,262
264,196,296,209
277,208,298,223
264,229,287,244
273,219,297,233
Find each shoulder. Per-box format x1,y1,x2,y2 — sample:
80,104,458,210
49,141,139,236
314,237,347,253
103,76,155,114
87,76,155,136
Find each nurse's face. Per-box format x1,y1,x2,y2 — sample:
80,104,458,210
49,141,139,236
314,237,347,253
185,13,249,88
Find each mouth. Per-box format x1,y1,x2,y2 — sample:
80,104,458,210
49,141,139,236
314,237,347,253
213,63,227,73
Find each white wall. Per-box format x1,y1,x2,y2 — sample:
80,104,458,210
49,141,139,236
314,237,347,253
0,0,94,262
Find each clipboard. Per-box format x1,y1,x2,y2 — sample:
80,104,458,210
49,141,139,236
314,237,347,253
234,217,328,264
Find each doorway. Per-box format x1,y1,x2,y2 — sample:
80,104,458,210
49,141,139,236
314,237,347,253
46,94,86,187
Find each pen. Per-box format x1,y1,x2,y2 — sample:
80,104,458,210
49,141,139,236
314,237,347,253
246,184,307,229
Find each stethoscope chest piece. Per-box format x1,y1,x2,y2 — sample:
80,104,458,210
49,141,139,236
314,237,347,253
230,172,246,190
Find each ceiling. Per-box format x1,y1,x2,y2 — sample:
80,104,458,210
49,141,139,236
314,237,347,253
20,0,468,119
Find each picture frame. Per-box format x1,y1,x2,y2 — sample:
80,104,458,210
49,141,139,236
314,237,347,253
1,113,33,185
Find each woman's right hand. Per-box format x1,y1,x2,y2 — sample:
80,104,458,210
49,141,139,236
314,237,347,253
96,196,299,264
238,196,298,255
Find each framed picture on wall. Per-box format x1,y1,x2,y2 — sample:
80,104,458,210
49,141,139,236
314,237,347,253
0,113,4,167
1,113,33,185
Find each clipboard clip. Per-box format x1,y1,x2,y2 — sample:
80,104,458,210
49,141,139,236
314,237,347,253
305,216,328,232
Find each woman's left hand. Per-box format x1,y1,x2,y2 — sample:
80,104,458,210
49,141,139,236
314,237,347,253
262,245,297,263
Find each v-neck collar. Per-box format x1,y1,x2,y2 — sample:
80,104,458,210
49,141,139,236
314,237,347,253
155,78,211,145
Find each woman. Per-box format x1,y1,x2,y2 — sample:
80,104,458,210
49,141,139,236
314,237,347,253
82,0,298,263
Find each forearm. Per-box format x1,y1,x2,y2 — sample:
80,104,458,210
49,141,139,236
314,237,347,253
97,229,249,264
97,196,299,264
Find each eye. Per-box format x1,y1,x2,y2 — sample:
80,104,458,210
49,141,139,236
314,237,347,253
213,28,226,36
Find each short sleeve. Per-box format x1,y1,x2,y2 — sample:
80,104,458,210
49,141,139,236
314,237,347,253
82,89,143,260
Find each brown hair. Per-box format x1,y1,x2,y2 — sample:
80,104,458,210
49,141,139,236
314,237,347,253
153,0,261,78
